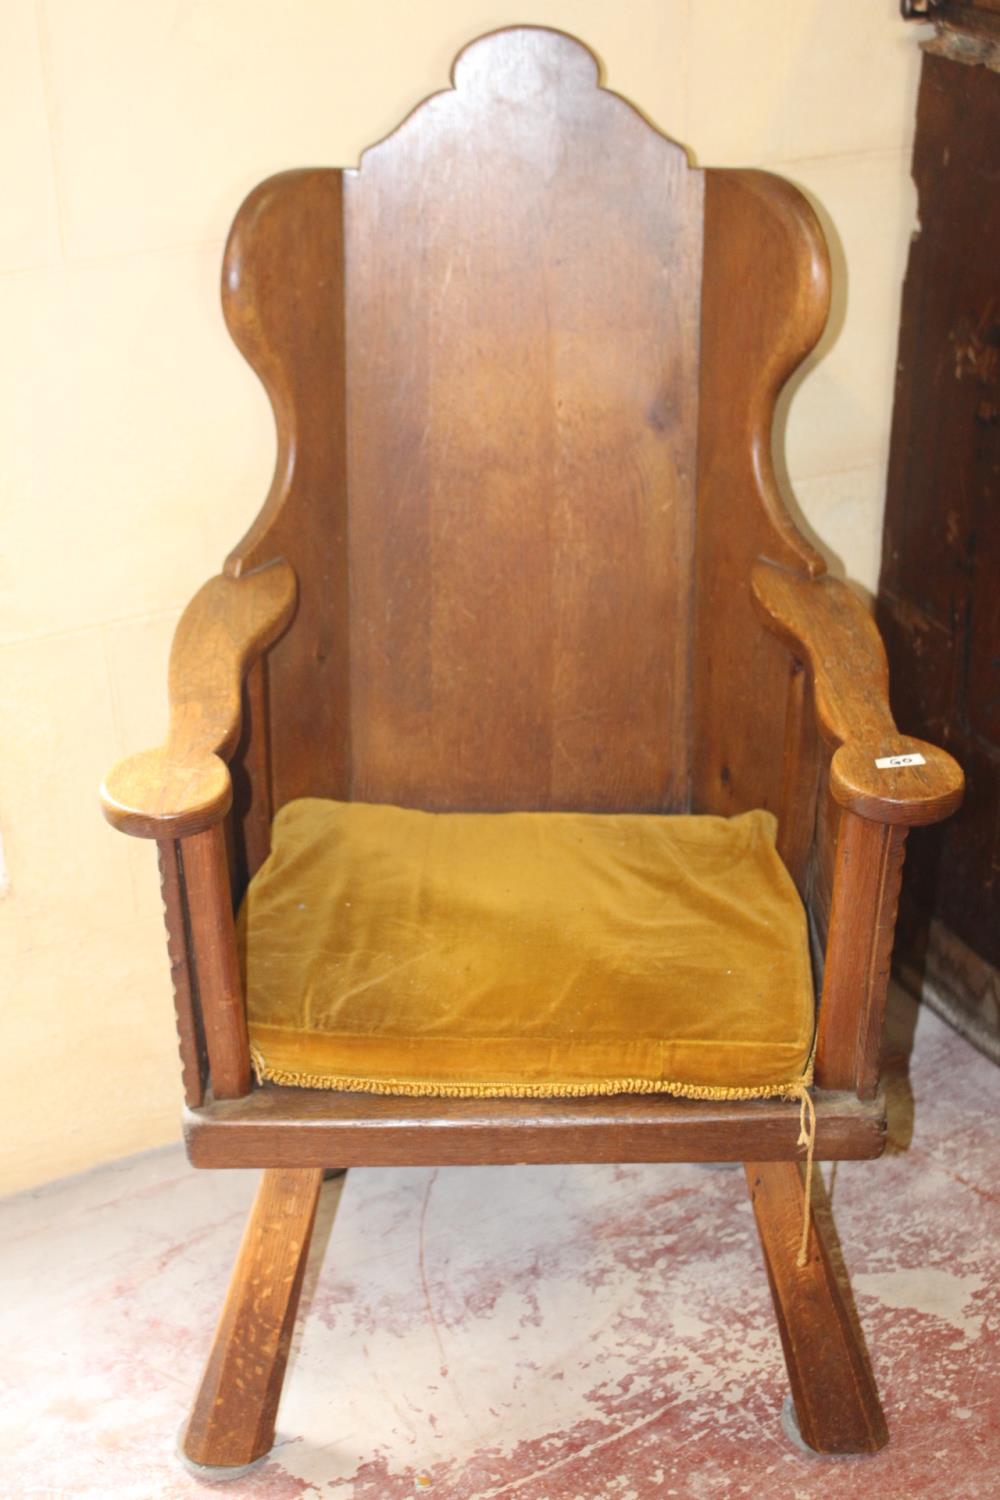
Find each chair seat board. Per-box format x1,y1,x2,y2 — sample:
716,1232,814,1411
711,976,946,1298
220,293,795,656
185,1085,886,1168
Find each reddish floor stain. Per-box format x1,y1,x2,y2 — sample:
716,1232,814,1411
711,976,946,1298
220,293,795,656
1,987,997,1499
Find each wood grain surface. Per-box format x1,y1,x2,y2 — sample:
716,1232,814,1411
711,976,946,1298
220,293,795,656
746,1161,888,1454
753,560,964,825
184,1086,886,1169
879,44,1000,1033
101,562,296,839
157,838,207,1109
180,824,251,1100
180,1167,324,1470
223,169,351,812
693,169,829,830
345,29,702,812
816,816,908,1095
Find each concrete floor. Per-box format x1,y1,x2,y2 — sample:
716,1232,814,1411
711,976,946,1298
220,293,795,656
2,986,997,1499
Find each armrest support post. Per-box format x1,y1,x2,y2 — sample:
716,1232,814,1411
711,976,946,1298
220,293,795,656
814,813,907,1097
157,838,207,1108
180,823,251,1101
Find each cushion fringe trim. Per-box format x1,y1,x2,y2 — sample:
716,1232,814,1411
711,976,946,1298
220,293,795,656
249,1044,813,1103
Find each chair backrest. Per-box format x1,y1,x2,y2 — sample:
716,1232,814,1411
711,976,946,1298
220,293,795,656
224,27,829,837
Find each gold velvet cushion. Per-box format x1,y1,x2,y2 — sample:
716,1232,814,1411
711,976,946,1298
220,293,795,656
241,799,814,1100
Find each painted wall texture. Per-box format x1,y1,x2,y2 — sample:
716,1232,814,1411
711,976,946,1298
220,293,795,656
0,0,928,1193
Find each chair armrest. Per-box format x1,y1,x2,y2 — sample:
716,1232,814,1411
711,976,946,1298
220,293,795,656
101,561,297,839
752,560,963,827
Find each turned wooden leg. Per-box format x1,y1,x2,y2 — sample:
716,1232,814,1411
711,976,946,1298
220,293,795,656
180,1167,325,1473
744,1161,888,1455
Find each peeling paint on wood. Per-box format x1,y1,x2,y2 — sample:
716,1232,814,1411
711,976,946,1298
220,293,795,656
879,45,1000,1052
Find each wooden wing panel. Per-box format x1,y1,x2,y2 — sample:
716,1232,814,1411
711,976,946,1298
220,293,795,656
224,168,351,813
693,169,830,823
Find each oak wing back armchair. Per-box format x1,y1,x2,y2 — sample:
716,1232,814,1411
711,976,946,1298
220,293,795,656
101,28,963,1477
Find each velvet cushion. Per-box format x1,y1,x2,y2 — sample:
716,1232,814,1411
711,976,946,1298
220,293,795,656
240,799,814,1099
